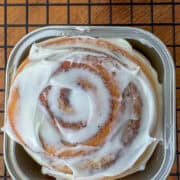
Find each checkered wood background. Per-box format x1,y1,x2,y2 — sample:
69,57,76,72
0,0,179,179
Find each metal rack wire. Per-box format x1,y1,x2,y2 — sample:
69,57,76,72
0,0,179,179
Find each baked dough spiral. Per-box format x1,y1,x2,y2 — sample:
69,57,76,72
5,36,162,180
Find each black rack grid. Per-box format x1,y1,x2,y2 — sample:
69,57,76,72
0,0,179,180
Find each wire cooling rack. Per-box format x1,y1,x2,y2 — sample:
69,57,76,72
0,0,179,179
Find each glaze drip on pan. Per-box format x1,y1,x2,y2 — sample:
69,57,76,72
4,36,162,180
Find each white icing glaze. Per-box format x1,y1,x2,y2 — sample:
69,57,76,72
4,36,162,180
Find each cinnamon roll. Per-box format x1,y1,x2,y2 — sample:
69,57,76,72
4,36,162,180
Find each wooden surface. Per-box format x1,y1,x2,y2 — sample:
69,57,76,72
0,0,180,180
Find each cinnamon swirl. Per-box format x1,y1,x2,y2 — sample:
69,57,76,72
4,36,162,180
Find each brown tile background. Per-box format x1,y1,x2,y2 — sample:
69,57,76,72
0,0,180,179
